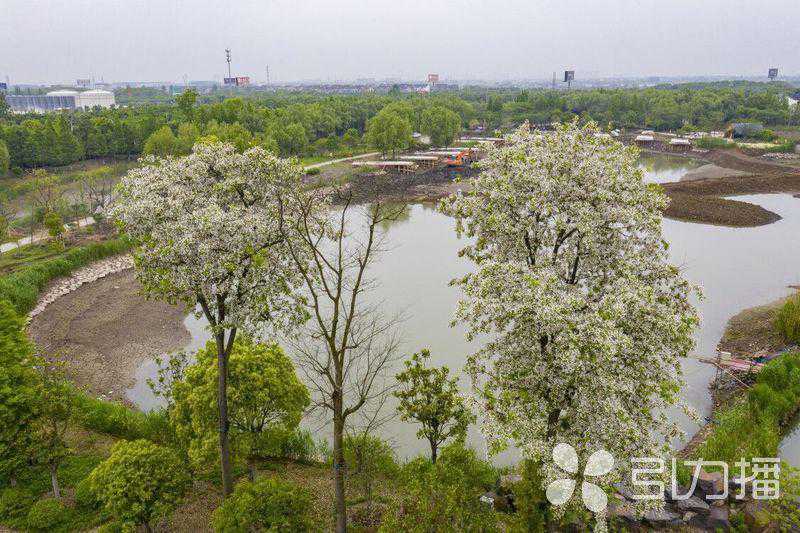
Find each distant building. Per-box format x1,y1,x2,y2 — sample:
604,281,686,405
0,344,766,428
5,89,115,113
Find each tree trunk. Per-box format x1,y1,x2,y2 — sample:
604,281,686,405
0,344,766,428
143,521,153,533
430,441,438,464
248,458,257,482
50,463,60,499
9,475,16,487
333,409,347,533
217,333,233,496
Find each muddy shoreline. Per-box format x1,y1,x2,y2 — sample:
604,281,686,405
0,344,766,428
28,269,190,404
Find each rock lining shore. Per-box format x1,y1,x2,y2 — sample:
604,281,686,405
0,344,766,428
29,255,134,318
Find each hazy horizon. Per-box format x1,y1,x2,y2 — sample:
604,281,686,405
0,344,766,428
3,0,799,85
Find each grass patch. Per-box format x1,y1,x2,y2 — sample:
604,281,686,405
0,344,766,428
695,137,732,149
776,295,800,345
0,236,132,315
72,390,170,443
693,352,800,465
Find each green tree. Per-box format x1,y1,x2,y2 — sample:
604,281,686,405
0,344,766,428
176,89,198,120
0,301,41,486
211,477,313,533
43,211,65,242
175,122,200,155
365,109,412,156
87,440,190,532
276,122,308,156
394,350,474,463
171,338,309,480
143,125,179,157
32,365,74,499
0,140,10,177
342,128,361,149
421,106,462,147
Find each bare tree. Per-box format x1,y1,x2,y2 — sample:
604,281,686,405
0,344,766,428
286,188,403,533
79,167,117,222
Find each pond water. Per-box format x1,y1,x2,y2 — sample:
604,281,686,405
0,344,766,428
126,154,800,463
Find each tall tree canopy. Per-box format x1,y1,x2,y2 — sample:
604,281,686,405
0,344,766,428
112,142,306,495
442,122,699,511
365,109,412,156
421,106,461,147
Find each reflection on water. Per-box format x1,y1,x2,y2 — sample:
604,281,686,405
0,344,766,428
125,155,800,463
639,152,703,184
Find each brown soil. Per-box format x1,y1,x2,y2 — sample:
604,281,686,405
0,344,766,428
717,291,798,358
654,148,800,227
28,269,190,403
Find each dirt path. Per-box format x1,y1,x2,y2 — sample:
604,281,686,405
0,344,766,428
28,269,190,404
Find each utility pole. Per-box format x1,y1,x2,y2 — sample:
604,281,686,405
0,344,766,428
225,48,232,79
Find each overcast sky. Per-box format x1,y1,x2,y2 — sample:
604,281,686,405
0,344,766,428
2,0,799,84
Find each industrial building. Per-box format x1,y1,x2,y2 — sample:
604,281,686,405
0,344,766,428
5,89,115,113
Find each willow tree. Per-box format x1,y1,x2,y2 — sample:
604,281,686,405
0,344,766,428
442,122,699,516
112,142,306,496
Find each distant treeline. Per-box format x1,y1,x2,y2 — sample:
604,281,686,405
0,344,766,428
0,81,797,172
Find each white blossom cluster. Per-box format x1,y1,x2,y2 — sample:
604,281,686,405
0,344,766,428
442,122,700,495
111,142,307,336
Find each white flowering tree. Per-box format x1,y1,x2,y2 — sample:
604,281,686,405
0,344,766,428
112,142,306,496
442,122,699,518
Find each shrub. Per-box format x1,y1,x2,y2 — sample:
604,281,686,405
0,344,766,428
87,440,191,530
776,296,800,345
509,460,550,531
257,428,318,462
0,487,35,521
379,443,499,532
74,477,100,511
26,498,68,531
305,167,321,176
0,236,132,315
211,477,313,532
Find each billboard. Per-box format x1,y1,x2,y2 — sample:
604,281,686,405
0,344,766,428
427,73,439,84
768,68,779,80
564,70,575,83
224,77,250,86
